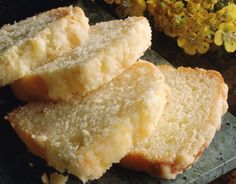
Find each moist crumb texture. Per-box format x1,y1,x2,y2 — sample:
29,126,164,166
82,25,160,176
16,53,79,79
11,17,151,101
121,65,228,179
8,61,169,182
0,6,89,86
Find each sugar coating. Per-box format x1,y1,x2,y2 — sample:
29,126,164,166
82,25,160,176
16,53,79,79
0,7,74,52
36,17,150,71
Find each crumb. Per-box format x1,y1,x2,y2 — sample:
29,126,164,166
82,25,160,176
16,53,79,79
28,162,33,167
50,172,68,184
41,173,49,184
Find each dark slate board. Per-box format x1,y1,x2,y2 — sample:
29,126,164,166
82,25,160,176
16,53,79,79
0,1,235,184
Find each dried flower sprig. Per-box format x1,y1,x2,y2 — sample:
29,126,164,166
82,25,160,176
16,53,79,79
103,0,236,55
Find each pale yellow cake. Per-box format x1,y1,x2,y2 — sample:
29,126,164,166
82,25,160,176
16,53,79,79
0,6,89,86
120,65,228,179
7,61,169,182
11,17,151,102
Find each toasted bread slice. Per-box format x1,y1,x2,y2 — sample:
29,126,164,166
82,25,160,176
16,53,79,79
120,65,228,179
0,6,89,86
7,61,169,182
11,17,152,102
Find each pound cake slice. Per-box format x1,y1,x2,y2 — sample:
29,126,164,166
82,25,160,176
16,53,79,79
120,65,228,179
7,61,169,182
11,17,151,101
0,6,89,86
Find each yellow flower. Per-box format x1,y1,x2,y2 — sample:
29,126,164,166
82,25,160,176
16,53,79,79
148,0,171,31
167,1,185,15
115,0,146,18
149,0,186,37
187,2,208,15
177,26,212,55
202,0,217,9
184,15,203,34
129,0,147,16
203,13,219,30
214,22,236,52
152,0,169,15
189,0,217,9
147,0,157,15
104,0,236,54
191,0,201,4
153,13,169,31
164,13,186,37
216,4,236,22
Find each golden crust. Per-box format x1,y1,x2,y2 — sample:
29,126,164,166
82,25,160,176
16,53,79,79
120,153,171,177
120,143,207,179
11,75,50,102
7,111,47,160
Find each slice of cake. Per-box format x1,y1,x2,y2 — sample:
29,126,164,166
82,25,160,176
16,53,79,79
120,65,228,179
0,6,89,86
7,61,169,182
11,17,151,101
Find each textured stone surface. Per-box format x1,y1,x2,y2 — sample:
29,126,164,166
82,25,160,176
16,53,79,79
0,1,235,184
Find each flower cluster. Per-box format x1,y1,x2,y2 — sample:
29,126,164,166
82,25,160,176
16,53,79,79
103,0,236,55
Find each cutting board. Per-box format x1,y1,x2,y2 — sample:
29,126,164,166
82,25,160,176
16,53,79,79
0,1,235,183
